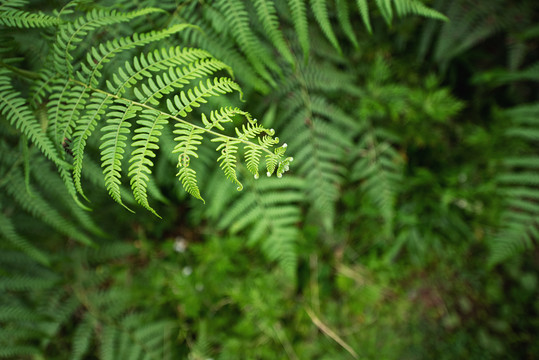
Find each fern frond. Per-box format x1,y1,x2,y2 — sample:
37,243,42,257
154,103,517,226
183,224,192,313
310,95,359,131
71,315,95,360
216,0,276,85
474,62,539,86
3,4,292,215
99,322,116,360
376,0,394,24
287,0,310,61
310,0,341,53
217,176,305,278
356,0,373,33
0,212,49,266
253,0,295,66
71,92,113,200
61,26,195,188
110,47,224,97
295,120,345,225
173,123,205,202
0,70,90,208
281,95,347,229
30,154,104,236
0,70,62,166
128,110,169,216
100,100,138,209
490,103,539,265
0,343,40,357
235,120,267,140
0,251,59,291
213,137,242,190
201,106,249,131
166,78,242,117
422,1,504,66
4,169,94,245
100,319,177,360
0,4,59,28
355,0,447,34
52,7,163,75
177,166,204,203
393,0,448,21
245,143,263,179
335,0,359,48
178,12,270,93
352,133,403,235
79,24,194,88
135,58,230,106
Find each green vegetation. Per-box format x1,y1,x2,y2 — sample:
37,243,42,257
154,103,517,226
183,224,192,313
1,0,538,358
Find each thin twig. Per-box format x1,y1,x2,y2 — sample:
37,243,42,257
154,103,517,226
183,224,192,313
305,307,359,359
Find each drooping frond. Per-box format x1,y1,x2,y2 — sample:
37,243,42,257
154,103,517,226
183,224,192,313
173,122,205,202
287,0,310,61
177,8,271,93
310,0,341,53
216,176,305,279
215,0,277,85
335,0,359,48
490,103,539,265
0,211,49,266
0,0,59,28
351,122,404,236
4,168,94,245
213,137,242,191
28,5,292,214
273,62,357,230
253,0,295,66
354,0,447,35
98,317,178,360
99,100,138,209
128,110,169,215
418,0,508,66
291,116,349,228
392,0,449,21
0,69,62,166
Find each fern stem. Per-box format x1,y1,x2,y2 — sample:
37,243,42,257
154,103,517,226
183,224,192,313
68,78,276,157
0,60,41,80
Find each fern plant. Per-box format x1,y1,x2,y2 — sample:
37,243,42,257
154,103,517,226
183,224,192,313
490,102,539,264
1,0,292,217
5,0,538,359
415,0,539,263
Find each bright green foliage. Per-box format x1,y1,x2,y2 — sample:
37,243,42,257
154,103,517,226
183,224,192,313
173,122,205,201
0,0,59,27
1,3,291,215
1,0,539,359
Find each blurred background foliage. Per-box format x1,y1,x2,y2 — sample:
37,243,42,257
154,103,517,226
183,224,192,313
0,0,538,359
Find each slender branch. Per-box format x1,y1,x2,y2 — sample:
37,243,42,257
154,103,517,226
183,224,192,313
305,307,359,359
